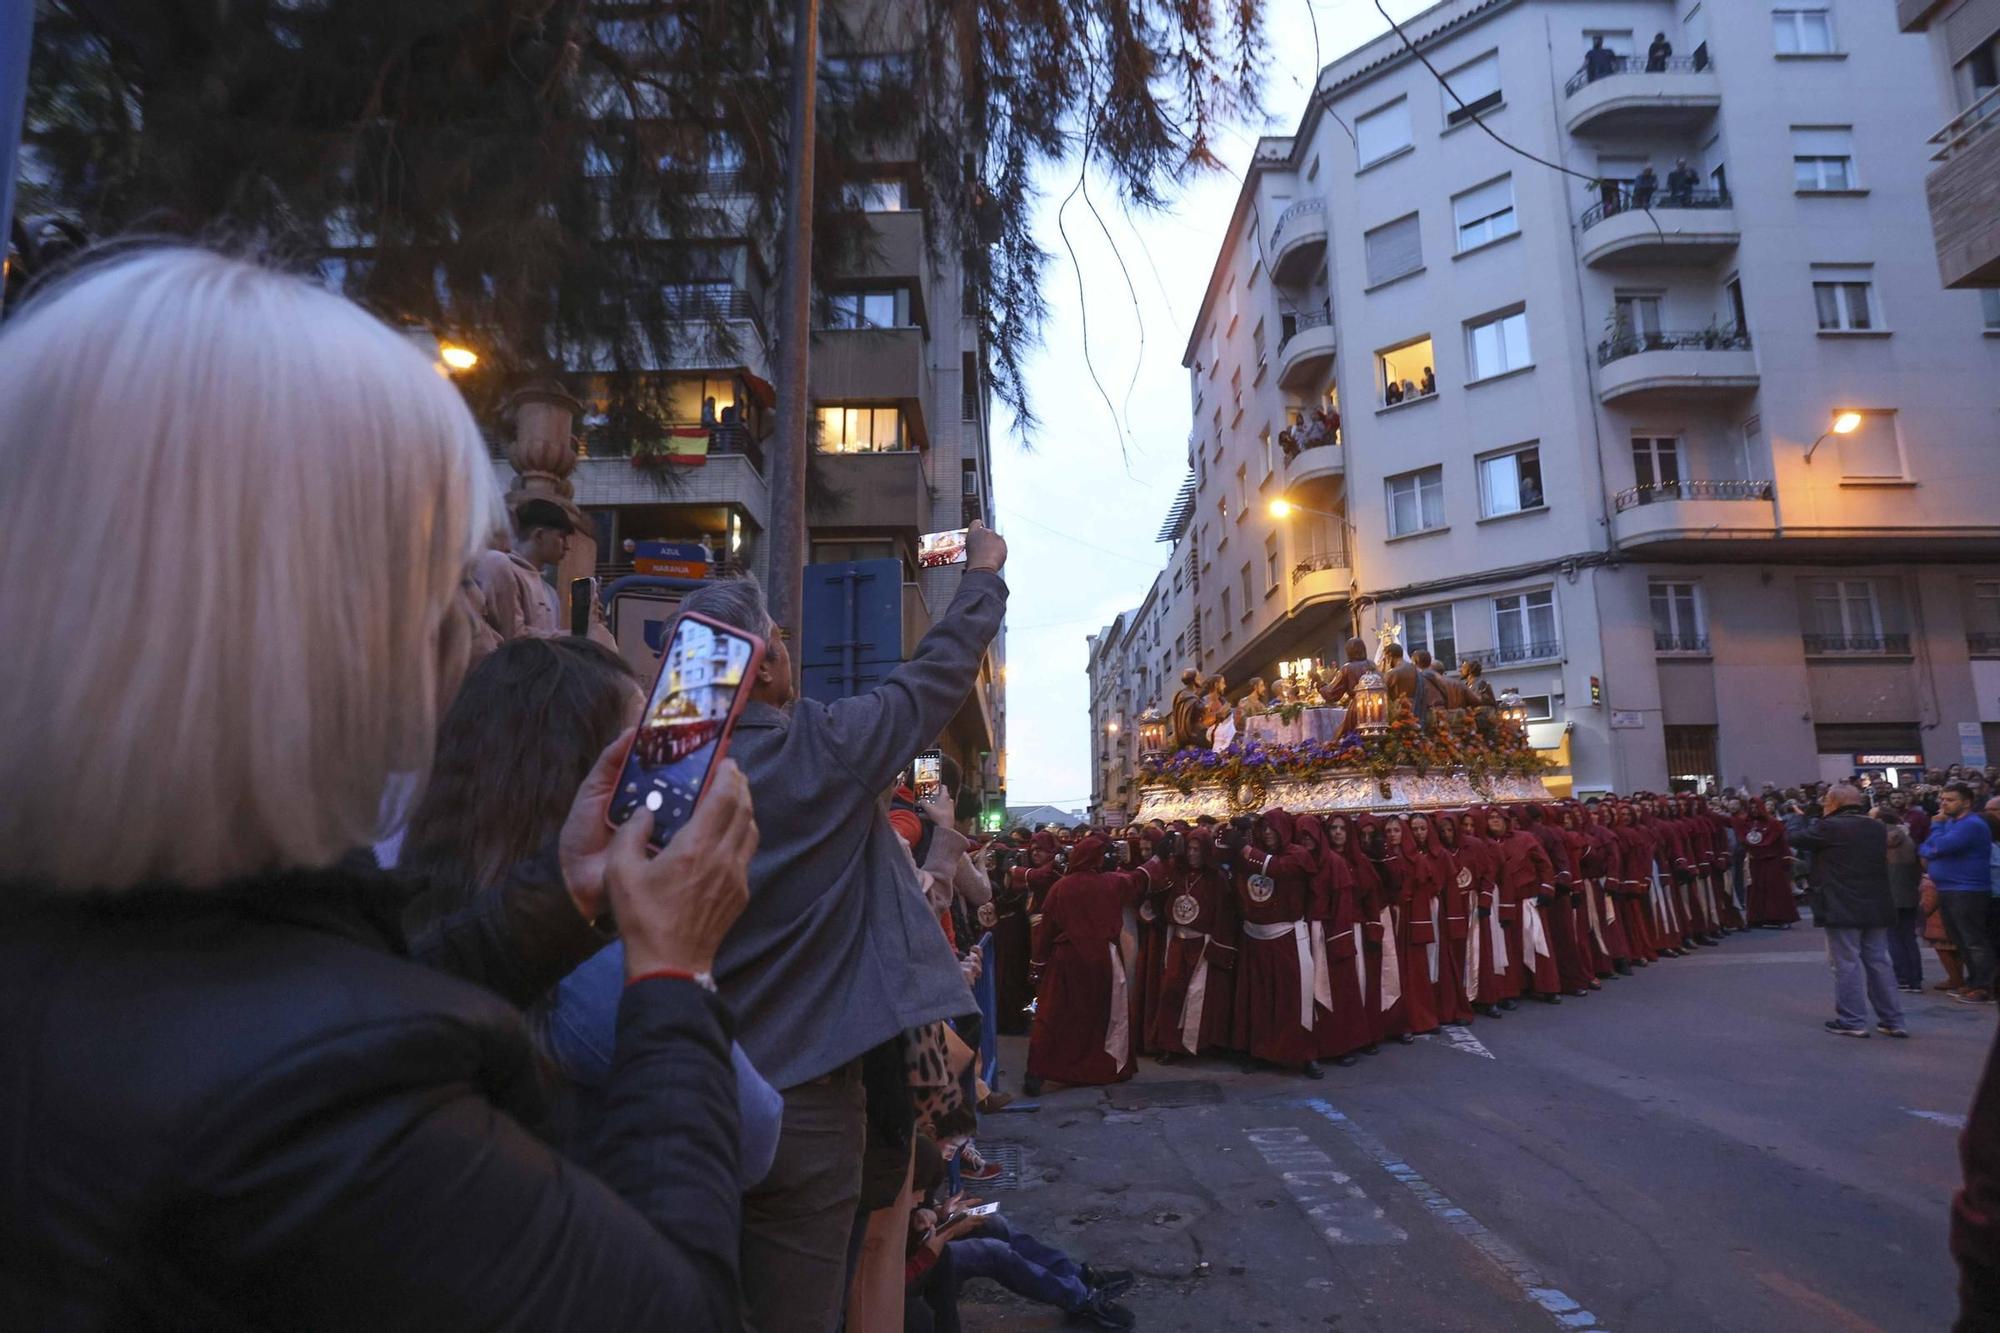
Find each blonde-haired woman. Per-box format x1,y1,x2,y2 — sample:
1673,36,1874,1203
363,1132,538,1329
0,249,756,1327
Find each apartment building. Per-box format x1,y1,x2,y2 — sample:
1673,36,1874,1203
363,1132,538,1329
1899,0,2000,289
489,26,1006,798
1093,0,2000,800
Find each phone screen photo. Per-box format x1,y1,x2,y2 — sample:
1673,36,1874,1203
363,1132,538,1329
918,528,969,568
607,612,765,851
569,577,597,637
913,750,943,803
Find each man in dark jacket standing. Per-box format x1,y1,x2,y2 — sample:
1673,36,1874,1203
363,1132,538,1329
1793,784,1907,1037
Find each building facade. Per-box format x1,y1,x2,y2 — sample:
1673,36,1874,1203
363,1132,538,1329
1091,0,2000,801
1900,0,2000,289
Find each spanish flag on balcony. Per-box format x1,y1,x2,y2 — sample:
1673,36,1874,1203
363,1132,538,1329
632,426,710,470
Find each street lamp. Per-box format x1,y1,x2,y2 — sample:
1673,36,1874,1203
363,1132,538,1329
438,342,479,372
1137,709,1172,760
1353,669,1390,736
1802,410,1863,463
1269,496,1342,521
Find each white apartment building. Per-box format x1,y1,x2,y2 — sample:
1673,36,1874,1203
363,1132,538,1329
1093,0,2000,802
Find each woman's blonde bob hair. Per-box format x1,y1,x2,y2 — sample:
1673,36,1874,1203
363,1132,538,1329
0,247,501,890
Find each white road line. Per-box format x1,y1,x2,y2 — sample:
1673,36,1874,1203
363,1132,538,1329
1670,952,1824,966
1298,1098,1612,1333
1241,1126,1408,1246
1903,1107,1969,1129
1419,1026,1497,1060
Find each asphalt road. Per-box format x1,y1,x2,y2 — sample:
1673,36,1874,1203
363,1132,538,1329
962,925,1988,1332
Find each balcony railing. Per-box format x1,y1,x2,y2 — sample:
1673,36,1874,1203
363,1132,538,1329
1489,639,1560,664
1270,198,1326,249
1564,51,1710,97
1930,83,2000,165
1291,550,1348,584
1580,187,1731,230
1970,632,2000,656
582,420,766,471
1598,326,1750,366
1803,633,1913,656
1612,478,1773,512
1655,632,1711,653
1279,306,1332,346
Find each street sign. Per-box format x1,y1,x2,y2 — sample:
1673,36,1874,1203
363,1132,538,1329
633,539,711,579
1609,709,1644,729
1853,752,1923,767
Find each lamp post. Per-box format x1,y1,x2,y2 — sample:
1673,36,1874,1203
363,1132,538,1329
1499,689,1530,737
1802,410,1863,464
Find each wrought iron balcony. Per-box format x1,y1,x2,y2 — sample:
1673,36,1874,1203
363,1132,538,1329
1598,327,1750,366
1580,187,1731,230
1565,53,1709,97
1291,549,1348,584
1802,633,1912,656
1489,639,1560,664
1270,198,1326,249
1613,478,1773,512
1969,632,2000,656
1655,632,1710,653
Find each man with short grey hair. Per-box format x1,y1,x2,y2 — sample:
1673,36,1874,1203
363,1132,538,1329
679,523,1009,1333
1794,783,1907,1037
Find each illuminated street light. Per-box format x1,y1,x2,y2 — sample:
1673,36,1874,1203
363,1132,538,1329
1803,409,1863,463
1268,498,1294,519
438,342,479,373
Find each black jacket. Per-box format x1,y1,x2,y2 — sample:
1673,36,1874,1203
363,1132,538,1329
1790,806,1896,929
0,851,741,1330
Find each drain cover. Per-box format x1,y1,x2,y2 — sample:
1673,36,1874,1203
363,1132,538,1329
1106,1080,1225,1111
966,1142,1025,1191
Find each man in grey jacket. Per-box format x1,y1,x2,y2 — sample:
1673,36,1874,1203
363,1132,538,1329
1792,783,1908,1038
680,523,1007,1333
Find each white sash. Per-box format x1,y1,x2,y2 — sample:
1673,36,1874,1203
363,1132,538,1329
1583,878,1608,955
1465,890,1483,995
1377,907,1403,1012
1487,887,1510,976
1427,897,1442,985
1521,897,1553,963
1352,924,1368,1005
1244,919,1317,1031
1177,931,1212,1055
1310,922,1334,1015
1105,942,1130,1067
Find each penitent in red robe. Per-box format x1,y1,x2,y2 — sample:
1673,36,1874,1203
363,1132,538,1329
1495,829,1561,995
1743,808,1798,926
1026,838,1137,1087
1147,834,1238,1056
1298,816,1372,1060
1232,810,1323,1068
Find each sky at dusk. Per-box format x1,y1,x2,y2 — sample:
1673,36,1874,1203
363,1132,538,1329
990,1,1428,809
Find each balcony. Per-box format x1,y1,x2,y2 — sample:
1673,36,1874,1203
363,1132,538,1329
1578,190,1738,267
1488,639,1561,666
810,326,933,447
1609,479,1775,551
1595,328,1757,405
1970,631,2000,658
1269,199,1328,286
1655,632,1711,654
1276,311,1336,391
812,448,928,532
1803,633,1913,657
831,210,936,322
1282,439,1343,489
1563,54,1720,136
1290,549,1350,608
1924,86,2000,288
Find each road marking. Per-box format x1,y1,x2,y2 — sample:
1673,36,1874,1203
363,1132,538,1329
1903,1107,1968,1129
1241,1126,1407,1246
1754,1268,1886,1333
1297,1099,1611,1332
1419,1026,1496,1060
1670,952,1823,966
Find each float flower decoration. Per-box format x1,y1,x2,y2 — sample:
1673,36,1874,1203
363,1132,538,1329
1138,717,1545,795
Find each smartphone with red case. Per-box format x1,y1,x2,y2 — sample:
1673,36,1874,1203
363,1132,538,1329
606,610,766,852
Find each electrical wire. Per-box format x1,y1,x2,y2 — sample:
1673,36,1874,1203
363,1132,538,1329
997,503,1170,569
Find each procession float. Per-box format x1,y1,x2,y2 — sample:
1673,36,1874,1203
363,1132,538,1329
1130,627,1555,822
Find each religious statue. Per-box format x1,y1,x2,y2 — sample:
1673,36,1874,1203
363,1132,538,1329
1380,642,1421,721
1242,677,1273,715
1411,649,1453,721
1169,668,1209,751
1319,637,1373,736
1459,658,1498,709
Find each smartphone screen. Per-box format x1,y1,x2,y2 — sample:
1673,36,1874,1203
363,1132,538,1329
918,528,969,568
569,577,597,637
965,1202,1001,1217
608,612,764,851
913,750,943,803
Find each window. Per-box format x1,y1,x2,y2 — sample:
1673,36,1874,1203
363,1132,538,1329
1252,319,1267,367
1386,465,1445,537
1980,288,2000,331
1235,465,1249,518
1801,577,1892,651
1441,51,1502,123
1772,7,1835,55
1356,97,1413,167
1402,604,1457,669
1614,291,1663,340
1175,632,1186,660
1260,427,1275,477
664,375,746,423
1966,581,2000,653
1517,694,1555,723
1219,588,1233,641
1264,534,1280,594
827,289,907,329
1239,563,1254,617
1492,588,1558,662
815,405,906,453
1379,336,1435,405
1466,307,1532,380
1812,266,1877,332
1793,126,1856,190
1452,176,1518,252
1631,435,1682,490
1478,446,1544,517
1958,33,2000,111
1665,726,1719,795
845,179,908,211
1832,409,1904,480
1364,213,1423,287
1650,581,1706,651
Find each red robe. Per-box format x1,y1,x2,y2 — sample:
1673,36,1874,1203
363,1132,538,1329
1411,837,1473,1025
1579,821,1631,965
1232,812,1323,1067
1457,832,1517,1003
1370,848,1415,1038
1636,817,1686,952
989,867,1035,1035
1528,818,1590,994
1147,849,1239,1056
1125,855,1172,1055
1705,811,1746,929
1495,830,1561,994
1744,816,1798,925
1298,817,1372,1060
1026,841,1137,1086
1612,818,1658,963
1561,825,1612,977
1341,820,1393,1047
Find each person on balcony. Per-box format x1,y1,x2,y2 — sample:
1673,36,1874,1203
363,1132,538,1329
1584,34,1620,82
1384,378,1404,406
1631,164,1659,209
1419,367,1436,398
1645,32,1673,72
1667,159,1700,207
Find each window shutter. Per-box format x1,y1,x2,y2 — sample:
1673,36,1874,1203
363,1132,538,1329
1453,177,1511,229
1443,52,1501,116
1791,126,1851,156
1364,214,1424,286
1356,98,1412,165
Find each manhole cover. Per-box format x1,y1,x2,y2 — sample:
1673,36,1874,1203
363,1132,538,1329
1106,1080,1225,1111
966,1142,1025,1191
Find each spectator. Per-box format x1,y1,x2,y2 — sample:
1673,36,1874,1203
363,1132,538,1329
0,247,756,1326
473,496,581,640
1924,875,1966,992
1878,805,1926,992
1598,174,1624,218
1632,163,1659,209
1420,366,1436,396
1385,378,1405,406
1584,33,1620,81
1666,158,1700,207
1922,782,1997,1003
397,636,784,1188
1645,31,1673,71
675,523,1008,1333
949,1207,1136,1329
1793,783,1907,1037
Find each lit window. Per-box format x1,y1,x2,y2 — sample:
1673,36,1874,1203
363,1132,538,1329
815,405,907,453
827,289,906,329
1386,465,1445,537
1378,336,1436,406
1792,126,1856,190
1452,176,1517,252
845,179,908,211
1772,7,1835,55
1466,307,1532,380
1477,446,1544,517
